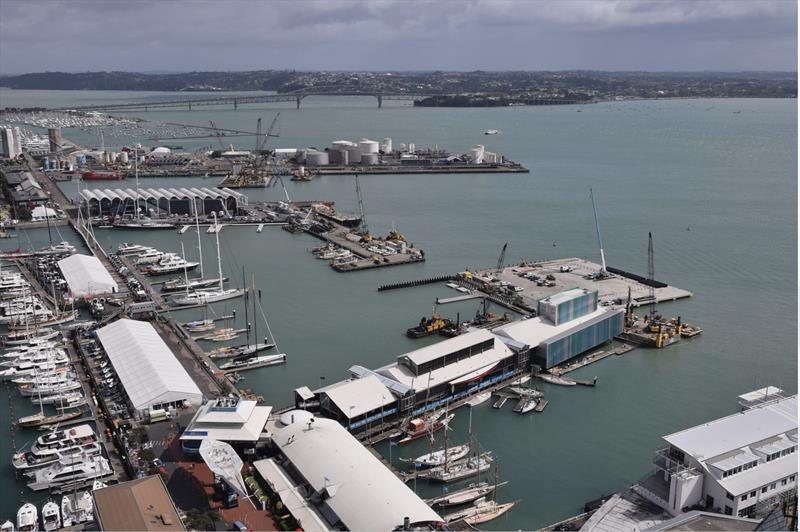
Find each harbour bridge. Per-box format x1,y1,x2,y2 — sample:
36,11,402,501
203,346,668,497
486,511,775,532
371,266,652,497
60,86,441,111
59,86,579,112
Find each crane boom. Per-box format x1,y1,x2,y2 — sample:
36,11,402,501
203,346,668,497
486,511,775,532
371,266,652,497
590,188,607,273
647,232,656,321
496,242,508,273
355,174,369,236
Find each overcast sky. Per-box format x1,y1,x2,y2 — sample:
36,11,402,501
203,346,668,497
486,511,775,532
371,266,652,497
0,0,796,73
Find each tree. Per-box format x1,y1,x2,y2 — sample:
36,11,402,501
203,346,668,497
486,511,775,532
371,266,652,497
16,204,31,221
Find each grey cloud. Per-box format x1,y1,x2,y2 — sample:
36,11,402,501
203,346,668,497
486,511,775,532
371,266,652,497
0,0,795,73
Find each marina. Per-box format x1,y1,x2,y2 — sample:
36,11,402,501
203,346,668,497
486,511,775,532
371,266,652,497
0,92,794,531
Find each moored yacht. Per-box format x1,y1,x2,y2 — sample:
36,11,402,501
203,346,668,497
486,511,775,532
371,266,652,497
16,503,37,532
27,456,112,491
40,501,59,532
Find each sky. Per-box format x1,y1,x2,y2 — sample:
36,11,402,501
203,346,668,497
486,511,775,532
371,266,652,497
0,0,796,73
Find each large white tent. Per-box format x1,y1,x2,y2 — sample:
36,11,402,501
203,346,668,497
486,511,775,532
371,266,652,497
58,253,118,297
95,319,203,412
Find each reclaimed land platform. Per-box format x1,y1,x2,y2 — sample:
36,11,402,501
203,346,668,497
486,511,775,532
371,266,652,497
488,257,692,311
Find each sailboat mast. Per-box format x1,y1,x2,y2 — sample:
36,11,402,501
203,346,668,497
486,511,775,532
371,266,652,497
194,208,204,278
181,243,190,296
213,213,223,292
134,146,141,220
243,267,250,347
252,273,257,350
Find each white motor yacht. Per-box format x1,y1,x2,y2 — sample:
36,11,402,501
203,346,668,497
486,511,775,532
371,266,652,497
27,456,112,491
41,501,60,532
16,503,37,532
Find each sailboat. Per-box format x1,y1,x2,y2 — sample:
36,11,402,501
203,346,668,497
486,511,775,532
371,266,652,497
171,212,244,306
218,272,286,372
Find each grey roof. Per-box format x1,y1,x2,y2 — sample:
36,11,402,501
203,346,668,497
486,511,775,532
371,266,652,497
96,319,203,411
664,395,797,462
274,415,442,530
348,365,413,397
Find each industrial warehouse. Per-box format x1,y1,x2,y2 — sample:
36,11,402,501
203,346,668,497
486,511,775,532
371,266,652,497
79,186,247,217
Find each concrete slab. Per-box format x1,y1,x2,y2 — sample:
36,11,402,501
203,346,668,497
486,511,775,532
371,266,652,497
477,258,692,310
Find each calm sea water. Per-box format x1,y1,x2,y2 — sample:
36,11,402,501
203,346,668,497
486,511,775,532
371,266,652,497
0,90,796,529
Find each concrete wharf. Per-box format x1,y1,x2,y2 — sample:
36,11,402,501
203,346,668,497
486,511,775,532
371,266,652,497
436,293,483,304
303,227,427,272
548,343,636,377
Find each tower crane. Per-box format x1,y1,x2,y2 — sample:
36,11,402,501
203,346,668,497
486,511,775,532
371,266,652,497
647,232,656,323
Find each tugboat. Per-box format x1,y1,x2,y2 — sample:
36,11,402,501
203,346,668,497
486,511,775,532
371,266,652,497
406,312,453,339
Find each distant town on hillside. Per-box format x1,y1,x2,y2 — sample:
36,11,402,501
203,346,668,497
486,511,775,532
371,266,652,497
0,70,796,106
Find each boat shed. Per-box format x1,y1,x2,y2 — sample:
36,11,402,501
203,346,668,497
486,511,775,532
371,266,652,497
95,319,203,414
58,253,119,297
316,374,398,427
79,186,247,217
495,306,624,369
253,412,443,531
93,475,185,531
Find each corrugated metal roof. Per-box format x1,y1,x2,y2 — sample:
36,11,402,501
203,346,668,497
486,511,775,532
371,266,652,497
400,328,495,367
323,374,395,419
664,396,797,462
96,319,203,411
274,415,442,530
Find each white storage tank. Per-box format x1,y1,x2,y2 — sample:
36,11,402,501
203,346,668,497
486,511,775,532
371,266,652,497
408,142,415,153
339,149,349,165
296,148,307,163
346,146,361,164
359,138,379,155
471,144,485,164
381,137,392,154
305,150,329,166
331,140,356,151
118,151,129,164
361,153,379,166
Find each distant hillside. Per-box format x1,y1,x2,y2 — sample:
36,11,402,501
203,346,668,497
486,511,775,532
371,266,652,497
0,71,297,92
0,70,795,99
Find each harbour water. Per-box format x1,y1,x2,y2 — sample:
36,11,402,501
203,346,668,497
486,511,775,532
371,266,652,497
0,90,796,529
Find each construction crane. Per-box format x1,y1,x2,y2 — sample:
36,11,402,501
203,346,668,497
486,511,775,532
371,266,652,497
253,113,280,184
355,174,369,237
496,242,508,274
647,232,656,323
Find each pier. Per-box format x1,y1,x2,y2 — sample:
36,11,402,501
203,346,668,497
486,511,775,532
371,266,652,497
378,274,457,291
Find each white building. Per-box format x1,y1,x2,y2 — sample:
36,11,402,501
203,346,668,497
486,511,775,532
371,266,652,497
1,128,21,159
180,396,273,454
635,393,797,519
95,319,203,414
253,411,442,531
58,254,119,297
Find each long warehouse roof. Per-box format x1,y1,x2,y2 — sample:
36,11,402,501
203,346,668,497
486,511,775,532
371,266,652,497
79,186,246,203
273,414,443,530
95,319,203,411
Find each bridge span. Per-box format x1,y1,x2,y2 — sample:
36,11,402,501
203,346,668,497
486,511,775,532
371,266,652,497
60,90,439,111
